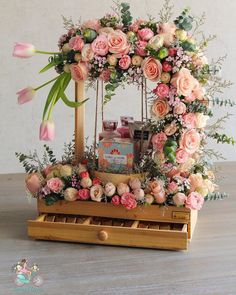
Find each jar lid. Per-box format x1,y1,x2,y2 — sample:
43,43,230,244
103,120,118,131
120,116,134,126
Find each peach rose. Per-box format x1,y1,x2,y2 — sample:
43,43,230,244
119,54,131,69
91,35,109,56
90,184,104,202
173,193,187,206
81,44,94,62
192,81,205,100
108,30,130,57
182,113,196,129
129,178,141,190
159,23,176,35
173,102,187,115
152,132,167,151
185,191,204,210
176,148,189,164
25,173,42,194
70,62,88,81
138,28,154,41
47,177,64,193
117,183,130,196
189,173,203,191
171,68,197,97
154,190,166,204
152,99,170,118
164,123,177,136
64,188,78,201
180,129,201,154
142,57,162,81
147,179,164,194
69,36,84,51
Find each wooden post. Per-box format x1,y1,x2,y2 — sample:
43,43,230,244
75,81,85,164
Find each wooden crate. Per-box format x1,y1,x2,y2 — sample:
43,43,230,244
27,200,198,250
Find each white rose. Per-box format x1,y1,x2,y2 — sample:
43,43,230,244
104,182,116,197
90,185,104,202
148,35,164,50
195,113,209,129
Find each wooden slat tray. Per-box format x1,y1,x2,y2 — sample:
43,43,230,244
28,214,188,250
37,199,197,239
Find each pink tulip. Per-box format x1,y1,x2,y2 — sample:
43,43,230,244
17,87,35,104
13,42,36,58
39,121,55,141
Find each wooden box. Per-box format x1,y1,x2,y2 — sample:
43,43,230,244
27,200,197,250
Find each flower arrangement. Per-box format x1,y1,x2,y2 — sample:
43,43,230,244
14,1,234,210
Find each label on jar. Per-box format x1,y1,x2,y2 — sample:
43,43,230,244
104,154,127,165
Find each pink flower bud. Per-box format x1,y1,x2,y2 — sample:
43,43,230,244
17,87,35,104
13,42,36,58
39,121,55,141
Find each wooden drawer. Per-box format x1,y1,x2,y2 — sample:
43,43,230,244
28,214,188,250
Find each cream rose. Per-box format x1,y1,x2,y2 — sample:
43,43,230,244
81,44,94,62
142,57,162,81
90,184,104,202
80,177,93,188
104,182,116,197
70,62,88,81
195,113,209,129
64,188,78,202
180,129,201,154
152,99,170,118
164,123,177,136
148,35,164,50
117,183,130,196
171,68,197,97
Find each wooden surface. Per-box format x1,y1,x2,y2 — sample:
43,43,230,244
0,162,236,294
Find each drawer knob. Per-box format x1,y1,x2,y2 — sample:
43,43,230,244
98,230,108,241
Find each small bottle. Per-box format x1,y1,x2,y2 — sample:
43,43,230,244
117,116,134,138
99,120,121,140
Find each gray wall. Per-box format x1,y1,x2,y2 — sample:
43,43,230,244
1,0,235,173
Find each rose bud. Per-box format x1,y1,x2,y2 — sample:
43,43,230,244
162,61,172,72
17,87,35,105
161,72,171,84
168,48,177,57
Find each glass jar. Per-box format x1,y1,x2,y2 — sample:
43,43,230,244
99,120,121,140
117,116,134,138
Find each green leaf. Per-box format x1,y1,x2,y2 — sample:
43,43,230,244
39,59,62,74
60,91,89,108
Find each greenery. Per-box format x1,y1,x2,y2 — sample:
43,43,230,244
204,192,228,201
174,8,194,31
159,0,174,23
209,132,236,145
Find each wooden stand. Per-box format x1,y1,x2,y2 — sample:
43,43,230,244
27,81,198,250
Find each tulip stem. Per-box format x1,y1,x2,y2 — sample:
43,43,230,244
34,76,59,91
35,50,61,55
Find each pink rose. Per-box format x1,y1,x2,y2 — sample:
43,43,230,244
82,19,101,31
99,69,111,82
152,99,170,118
162,61,172,72
117,183,130,196
69,36,84,51
173,193,187,206
92,178,101,185
81,44,94,61
182,113,196,129
17,87,35,105
119,54,131,69
176,148,189,164
152,132,167,151
192,81,205,100
133,188,145,201
185,191,204,210
13,42,35,58
77,189,90,200
25,173,41,194
47,177,64,193
111,195,120,205
129,19,146,32
121,192,137,210
80,171,89,179
70,62,88,81
108,30,130,57
167,181,178,194
173,102,187,115
138,28,154,41
142,57,162,81
180,129,201,154
135,40,148,56
90,184,104,202
129,178,141,190
171,68,197,97
153,83,169,98
91,35,109,56
147,179,164,194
